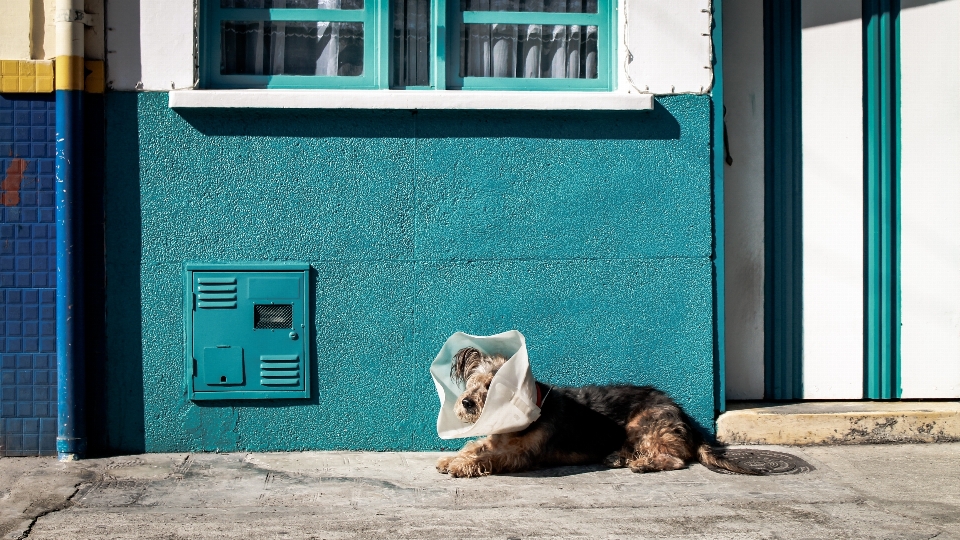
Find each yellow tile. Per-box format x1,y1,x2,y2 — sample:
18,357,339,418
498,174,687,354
18,61,35,77
36,77,54,93
19,77,36,93
1,61,18,77
84,60,105,93
1,77,19,93
36,61,53,77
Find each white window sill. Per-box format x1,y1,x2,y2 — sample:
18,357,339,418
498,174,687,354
167,89,654,111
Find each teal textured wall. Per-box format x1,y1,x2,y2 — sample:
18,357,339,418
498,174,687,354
102,91,716,452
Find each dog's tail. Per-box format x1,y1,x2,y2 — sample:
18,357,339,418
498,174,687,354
697,444,763,475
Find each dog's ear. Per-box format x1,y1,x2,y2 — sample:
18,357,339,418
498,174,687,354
451,347,484,384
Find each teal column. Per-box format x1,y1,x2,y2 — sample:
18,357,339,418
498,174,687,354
862,0,901,400
763,0,803,400
713,0,726,414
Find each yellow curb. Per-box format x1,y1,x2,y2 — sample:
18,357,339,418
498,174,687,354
717,401,960,445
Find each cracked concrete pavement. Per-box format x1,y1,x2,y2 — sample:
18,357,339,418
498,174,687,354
1,443,958,539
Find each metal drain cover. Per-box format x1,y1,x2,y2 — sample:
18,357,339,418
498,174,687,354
707,449,815,475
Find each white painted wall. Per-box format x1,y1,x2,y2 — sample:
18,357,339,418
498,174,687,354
106,0,195,90
800,0,864,399
899,0,960,398
625,0,714,94
722,0,765,400
0,0,33,59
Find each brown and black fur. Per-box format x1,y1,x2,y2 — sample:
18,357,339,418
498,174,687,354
437,347,757,478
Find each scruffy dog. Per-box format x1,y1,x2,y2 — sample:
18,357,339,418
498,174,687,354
436,347,756,477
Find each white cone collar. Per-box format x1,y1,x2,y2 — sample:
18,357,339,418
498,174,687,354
430,330,541,439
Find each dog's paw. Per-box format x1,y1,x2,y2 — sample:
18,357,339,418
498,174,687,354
628,454,685,473
603,452,628,468
436,456,455,474
446,458,490,478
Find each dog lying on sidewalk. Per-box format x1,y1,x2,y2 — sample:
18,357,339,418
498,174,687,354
436,347,757,478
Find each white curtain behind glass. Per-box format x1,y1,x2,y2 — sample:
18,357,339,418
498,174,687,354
220,0,363,76
461,0,598,78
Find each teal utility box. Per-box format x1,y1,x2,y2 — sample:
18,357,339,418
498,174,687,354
184,263,310,400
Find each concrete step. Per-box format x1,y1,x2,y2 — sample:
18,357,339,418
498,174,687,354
716,401,960,445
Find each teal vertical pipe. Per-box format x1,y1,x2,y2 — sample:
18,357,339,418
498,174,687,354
763,0,803,400
56,87,87,460
712,0,727,414
863,0,901,399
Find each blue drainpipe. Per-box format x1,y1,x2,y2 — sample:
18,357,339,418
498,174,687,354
55,0,87,460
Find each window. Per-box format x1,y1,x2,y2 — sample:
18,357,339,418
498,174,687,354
202,0,615,90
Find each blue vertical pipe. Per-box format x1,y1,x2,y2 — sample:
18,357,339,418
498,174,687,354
56,64,87,460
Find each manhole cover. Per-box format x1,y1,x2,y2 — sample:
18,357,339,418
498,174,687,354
707,449,815,475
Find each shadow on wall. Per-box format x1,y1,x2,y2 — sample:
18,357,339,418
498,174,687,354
174,101,681,141
98,92,146,455
802,0,948,28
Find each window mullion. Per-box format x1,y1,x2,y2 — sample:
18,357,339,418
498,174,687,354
432,0,447,88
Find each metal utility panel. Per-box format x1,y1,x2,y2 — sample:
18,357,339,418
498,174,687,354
185,263,310,400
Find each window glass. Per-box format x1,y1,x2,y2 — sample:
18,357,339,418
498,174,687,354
221,0,364,9
460,0,597,14
221,21,364,76
392,0,431,87
460,24,597,78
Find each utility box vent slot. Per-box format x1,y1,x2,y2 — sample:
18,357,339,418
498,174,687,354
186,263,310,401
261,355,300,386
254,304,293,329
197,277,238,309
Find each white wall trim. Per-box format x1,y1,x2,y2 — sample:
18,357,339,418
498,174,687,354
168,89,655,110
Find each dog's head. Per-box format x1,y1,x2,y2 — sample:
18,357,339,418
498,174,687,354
450,347,508,424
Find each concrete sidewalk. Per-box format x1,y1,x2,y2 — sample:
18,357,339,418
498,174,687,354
1,444,959,539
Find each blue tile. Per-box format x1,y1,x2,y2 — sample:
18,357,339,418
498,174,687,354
40,417,55,433
23,322,38,336
6,418,22,432
34,355,49,369
0,371,13,385
34,370,48,385
1,403,13,417
23,418,39,434
17,402,33,417
40,337,54,352
23,338,38,352
33,385,48,401
32,402,47,417
23,289,37,303
5,433,22,452
40,434,56,454
15,354,31,369
17,370,31,384
22,434,39,452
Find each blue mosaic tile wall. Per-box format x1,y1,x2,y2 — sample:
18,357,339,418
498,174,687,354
0,94,57,456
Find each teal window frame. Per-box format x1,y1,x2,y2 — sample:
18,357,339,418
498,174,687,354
202,2,389,89
448,7,615,91
201,0,615,90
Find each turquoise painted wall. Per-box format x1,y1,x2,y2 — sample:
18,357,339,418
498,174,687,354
102,91,716,453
